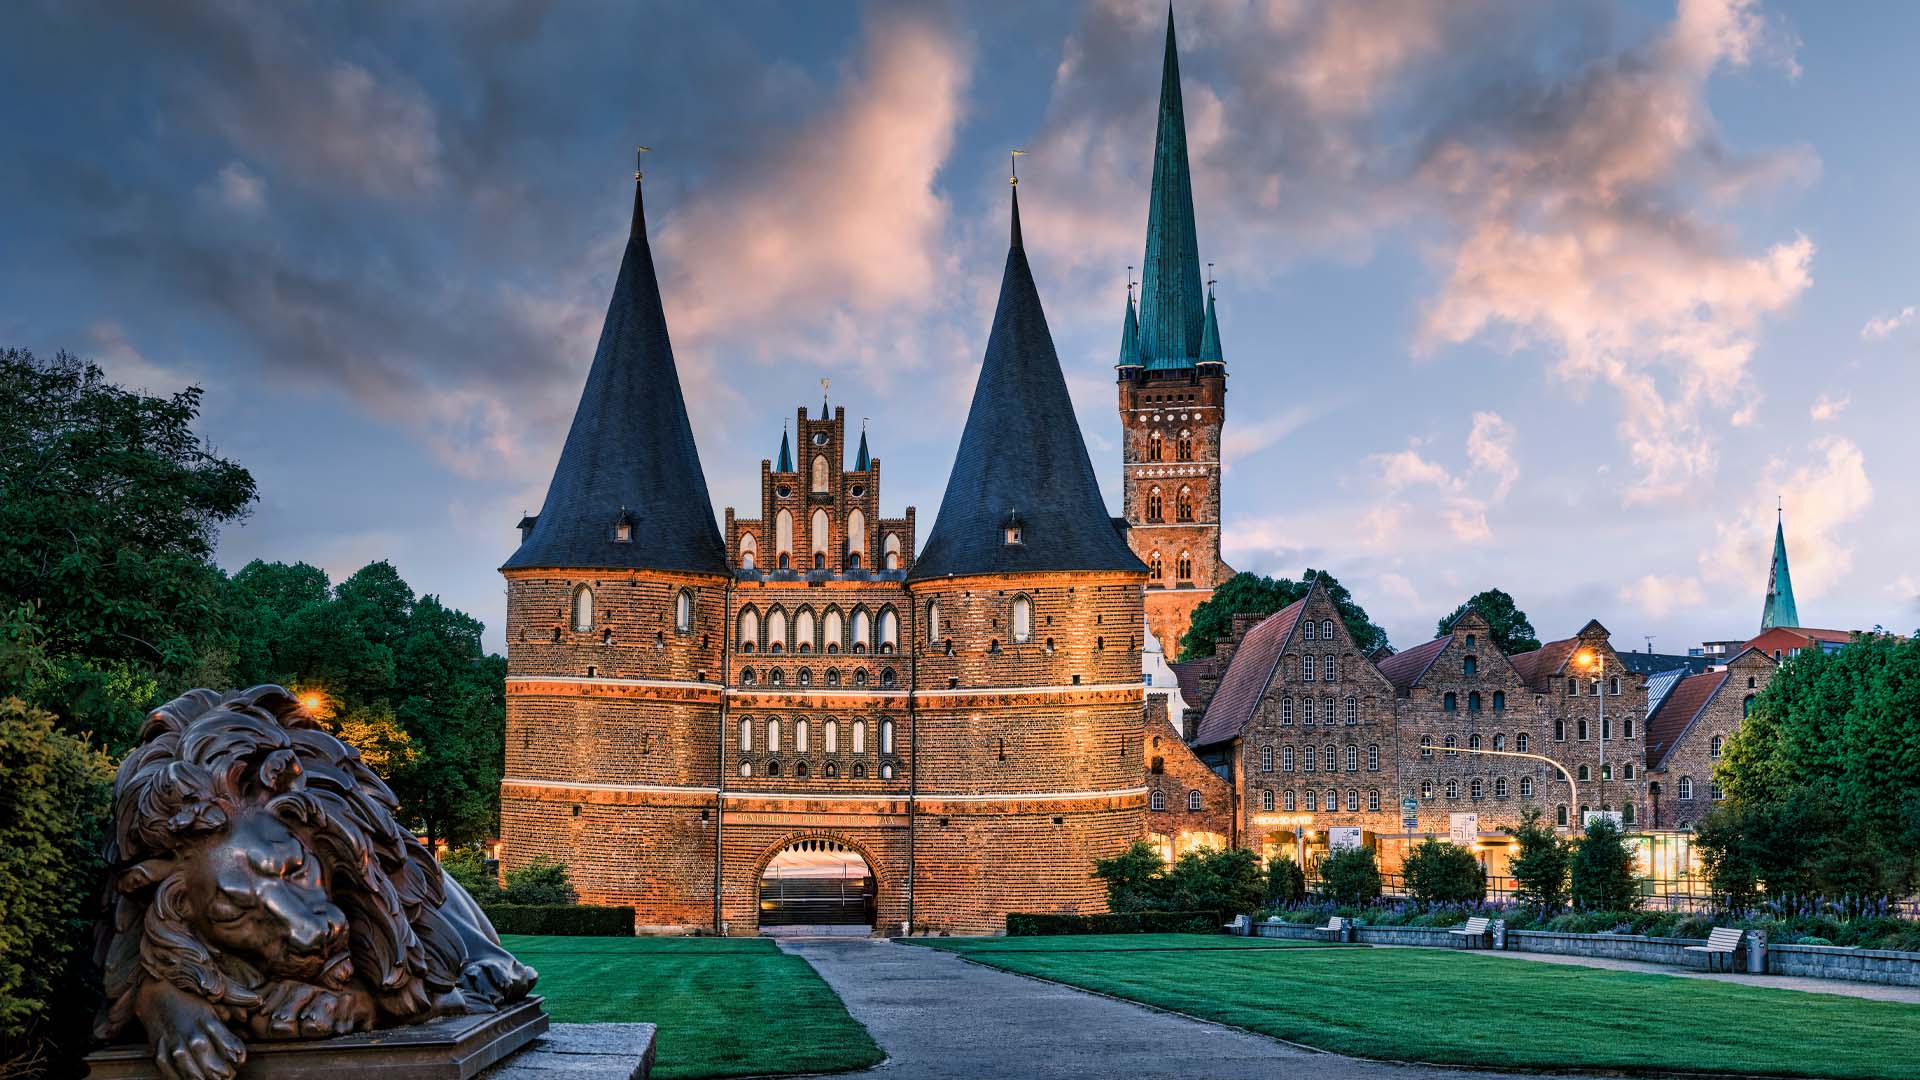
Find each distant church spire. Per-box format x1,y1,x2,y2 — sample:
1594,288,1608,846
776,423,792,473
855,421,871,472
1136,7,1208,370
1117,271,1141,368
1761,502,1800,631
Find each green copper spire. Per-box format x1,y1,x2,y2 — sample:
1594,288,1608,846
855,426,870,471
1761,507,1800,630
1137,8,1205,370
1117,287,1141,367
1199,285,1222,363
776,425,792,473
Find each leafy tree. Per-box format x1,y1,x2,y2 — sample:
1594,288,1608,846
1316,846,1383,905
1569,816,1641,911
1401,838,1487,904
1435,588,1541,654
1093,840,1168,912
1179,569,1389,660
1503,806,1571,911
1164,847,1265,916
0,349,256,748
502,858,576,905
1265,856,1306,906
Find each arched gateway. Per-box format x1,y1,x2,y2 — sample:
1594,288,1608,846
758,838,876,932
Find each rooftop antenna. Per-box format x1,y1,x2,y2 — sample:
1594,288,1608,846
1644,635,1656,654
635,145,650,181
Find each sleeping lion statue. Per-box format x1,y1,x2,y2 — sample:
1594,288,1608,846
94,685,537,1080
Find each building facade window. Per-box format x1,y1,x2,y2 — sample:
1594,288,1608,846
1260,745,1273,773
1443,692,1457,712
1282,745,1295,772
1678,776,1694,800
1345,697,1358,724
571,586,593,632
1516,733,1530,752
1464,655,1478,676
1177,551,1193,579
1367,744,1379,771
1519,777,1534,797
1421,781,1434,800
1284,789,1297,811
1187,790,1202,811
1324,745,1338,772
1470,778,1484,800
1420,735,1433,758
1151,789,1165,811
1494,777,1508,798
1345,745,1358,771
1262,789,1275,812
853,720,867,755
1281,696,1293,724
1011,595,1033,644
1176,486,1194,522
739,717,752,752
824,721,839,753
1710,781,1725,801
1446,779,1459,799
881,719,895,754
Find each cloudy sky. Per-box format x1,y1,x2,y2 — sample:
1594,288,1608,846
5,0,1916,656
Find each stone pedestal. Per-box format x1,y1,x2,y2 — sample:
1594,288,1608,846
86,997,549,1079
482,1024,656,1079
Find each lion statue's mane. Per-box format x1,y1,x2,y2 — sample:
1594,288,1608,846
94,685,535,1050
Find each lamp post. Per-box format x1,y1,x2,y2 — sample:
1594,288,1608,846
1446,745,1581,832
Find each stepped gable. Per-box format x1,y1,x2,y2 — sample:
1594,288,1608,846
505,174,727,575
910,186,1146,580
1190,596,1307,747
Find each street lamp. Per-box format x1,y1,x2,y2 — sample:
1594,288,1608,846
1446,744,1581,832
1576,648,1605,816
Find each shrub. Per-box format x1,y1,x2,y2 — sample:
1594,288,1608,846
1005,911,1219,936
1316,846,1382,905
1265,856,1306,906
503,857,575,905
1503,806,1570,912
1092,840,1167,912
0,696,114,1074
442,844,500,902
482,904,635,936
1569,817,1642,912
1165,847,1265,916
1401,839,1487,904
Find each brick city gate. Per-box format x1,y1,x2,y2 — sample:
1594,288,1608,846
758,838,877,929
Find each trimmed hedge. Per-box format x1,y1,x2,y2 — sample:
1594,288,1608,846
483,903,636,936
1006,910,1219,936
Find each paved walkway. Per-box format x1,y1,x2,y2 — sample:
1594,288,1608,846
1430,945,1920,1004
782,938,1572,1080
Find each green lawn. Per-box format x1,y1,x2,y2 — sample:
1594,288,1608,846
913,934,1920,1079
503,936,883,1080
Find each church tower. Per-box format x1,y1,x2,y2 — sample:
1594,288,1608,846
908,179,1149,933
1118,9,1232,660
499,162,732,928
1761,507,1800,631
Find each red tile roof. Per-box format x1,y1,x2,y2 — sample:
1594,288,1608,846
1742,626,1854,655
1644,670,1727,769
1376,635,1451,693
1167,657,1219,705
1190,598,1307,747
1507,636,1580,690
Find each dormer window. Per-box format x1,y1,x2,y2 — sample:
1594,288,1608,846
1005,527,1022,545
1002,509,1024,546
613,508,634,543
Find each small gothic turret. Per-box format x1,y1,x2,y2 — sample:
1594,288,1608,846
1199,286,1223,364
1117,286,1142,369
776,425,793,473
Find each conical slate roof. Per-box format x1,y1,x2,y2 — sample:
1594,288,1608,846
911,188,1146,581
1760,511,1799,630
1199,289,1222,363
503,177,728,575
1137,9,1206,370
854,428,870,471
776,426,792,473
1117,289,1141,368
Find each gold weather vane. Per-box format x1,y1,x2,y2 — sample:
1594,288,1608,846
1010,148,1026,185
635,145,651,180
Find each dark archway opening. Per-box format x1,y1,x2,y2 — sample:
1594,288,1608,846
759,839,875,930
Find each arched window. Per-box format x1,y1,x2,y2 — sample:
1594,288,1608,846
1011,595,1033,644
737,607,760,651
1468,691,1482,713
883,532,901,570
824,609,843,652
1470,778,1484,799
1304,621,1317,642
1187,790,1202,811
853,668,869,688
1622,802,1636,824
675,589,695,633
1567,677,1579,696
1742,695,1755,717
1260,746,1273,773
811,454,829,493
1176,551,1193,580
1149,551,1164,580
1367,744,1379,771
1556,804,1569,826
1709,735,1723,759
766,760,779,777
847,508,866,564
1516,732,1529,753
1492,691,1506,712
1305,791,1319,812
1346,789,1359,812
1302,743,1315,772
1327,787,1339,811
1284,789,1297,811
1345,745,1358,771
824,720,839,753
776,509,794,564
1282,745,1295,772
740,667,756,686
1324,745,1337,771
1577,764,1591,781
1464,655,1478,676
739,717,752,751
853,762,867,779
1321,619,1335,640
1176,486,1194,522
1678,776,1694,800
739,761,752,778
795,720,810,752
1323,699,1337,725
1324,656,1337,681
1446,779,1460,799
739,533,757,570
797,667,812,687
1281,696,1293,724
1444,734,1457,754
1262,789,1275,812
881,719,895,754
1609,676,1620,695
1420,734,1433,757
768,668,783,687
794,608,816,653
1151,789,1165,811
1421,781,1434,800
825,668,841,687
1443,692,1457,712
795,761,809,779
571,586,594,631
1177,430,1193,461
1367,789,1382,811
878,608,899,653
1345,697,1358,724
1519,777,1533,797
1147,430,1163,461
852,609,871,652
1468,733,1482,750
880,667,897,689
810,508,830,563
926,600,941,642
1302,657,1315,683
1146,487,1164,522
1554,718,1566,740
1710,781,1724,801
852,720,867,755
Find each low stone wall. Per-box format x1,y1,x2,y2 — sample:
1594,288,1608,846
1507,929,1717,970
1353,925,1466,948
1253,921,1322,941
1770,944,1920,987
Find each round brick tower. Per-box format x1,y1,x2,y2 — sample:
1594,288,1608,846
499,167,732,930
906,184,1150,934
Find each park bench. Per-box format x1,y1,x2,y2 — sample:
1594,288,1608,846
1315,915,1349,943
1684,927,1746,972
1447,916,1494,948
